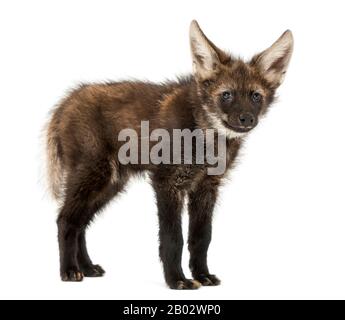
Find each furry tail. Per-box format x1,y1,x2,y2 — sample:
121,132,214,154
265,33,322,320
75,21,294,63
46,120,64,201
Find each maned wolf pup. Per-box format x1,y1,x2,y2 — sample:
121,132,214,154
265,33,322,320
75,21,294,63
46,20,293,289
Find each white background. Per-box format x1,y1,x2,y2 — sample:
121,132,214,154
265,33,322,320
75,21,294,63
0,0,344,300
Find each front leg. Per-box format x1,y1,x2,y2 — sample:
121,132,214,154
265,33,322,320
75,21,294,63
188,177,221,286
153,181,201,290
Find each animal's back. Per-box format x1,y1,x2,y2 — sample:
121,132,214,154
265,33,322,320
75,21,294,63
46,81,167,199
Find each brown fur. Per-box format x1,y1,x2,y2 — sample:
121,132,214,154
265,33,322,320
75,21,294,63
46,21,293,289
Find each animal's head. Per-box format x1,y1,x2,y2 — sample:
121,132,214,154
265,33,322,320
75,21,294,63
190,20,293,137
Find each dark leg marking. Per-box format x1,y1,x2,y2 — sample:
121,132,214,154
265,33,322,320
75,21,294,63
188,178,221,286
152,176,201,290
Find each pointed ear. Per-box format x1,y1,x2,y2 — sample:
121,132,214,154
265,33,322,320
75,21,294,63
252,30,294,88
189,20,227,80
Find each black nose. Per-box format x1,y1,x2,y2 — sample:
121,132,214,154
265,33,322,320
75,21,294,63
239,113,255,128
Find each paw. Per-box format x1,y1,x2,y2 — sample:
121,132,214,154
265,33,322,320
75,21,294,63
61,268,84,282
80,264,105,277
194,274,221,286
169,279,202,290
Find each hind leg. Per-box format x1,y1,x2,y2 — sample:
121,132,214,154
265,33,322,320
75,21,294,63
58,213,84,282
77,230,106,277
76,182,123,277
57,160,124,281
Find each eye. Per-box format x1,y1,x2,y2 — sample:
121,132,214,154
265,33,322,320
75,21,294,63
251,91,262,103
222,91,233,101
